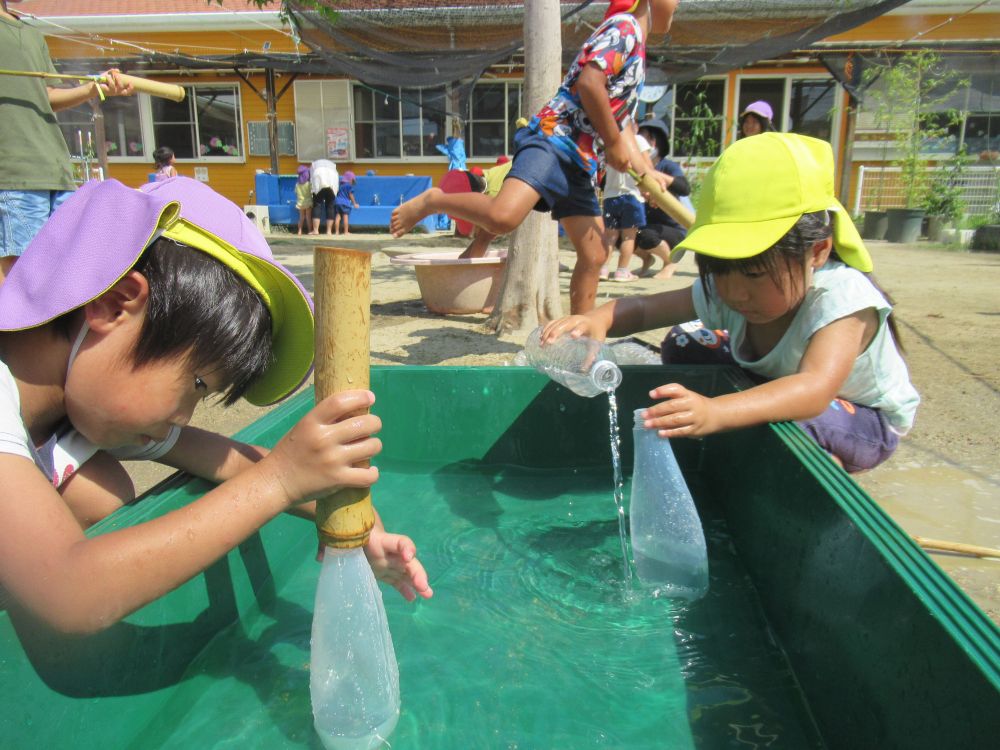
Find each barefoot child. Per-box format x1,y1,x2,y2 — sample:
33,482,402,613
543,133,919,473
334,170,360,235
0,177,432,634
392,0,678,313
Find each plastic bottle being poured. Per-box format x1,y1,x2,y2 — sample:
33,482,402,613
521,326,622,397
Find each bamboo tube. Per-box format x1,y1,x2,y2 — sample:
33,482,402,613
313,246,375,549
914,536,1000,560
0,69,186,102
628,167,695,229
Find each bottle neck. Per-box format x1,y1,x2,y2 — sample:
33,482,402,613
590,359,622,392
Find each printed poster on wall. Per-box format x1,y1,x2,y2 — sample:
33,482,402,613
326,128,349,159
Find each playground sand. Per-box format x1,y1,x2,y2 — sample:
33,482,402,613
126,231,1000,622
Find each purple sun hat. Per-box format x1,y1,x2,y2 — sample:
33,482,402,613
0,179,177,332
740,100,774,122
0,177,315,406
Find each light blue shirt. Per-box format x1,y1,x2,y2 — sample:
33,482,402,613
692,260,920,434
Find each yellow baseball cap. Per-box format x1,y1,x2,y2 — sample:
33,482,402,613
673,133,872,273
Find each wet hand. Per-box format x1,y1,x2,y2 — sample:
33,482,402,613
264,389,382,505
644,384,721,438
541,315,603,344
363,526,434,602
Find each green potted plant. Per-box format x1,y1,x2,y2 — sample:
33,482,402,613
674,85,720,209
923,148,968,242
877,52,964,242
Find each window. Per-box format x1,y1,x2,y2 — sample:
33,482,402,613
788,79,837,142
151,85,242,159
56,97,143,159
464,81,522,158
858,71,998,158
465,81,523,158
737,78,784,133
961,74,999,157
672,81,726,158
353,85,446,159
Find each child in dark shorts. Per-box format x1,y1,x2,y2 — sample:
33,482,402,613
334,170,360,235
634,118,692,279
391,0,679,314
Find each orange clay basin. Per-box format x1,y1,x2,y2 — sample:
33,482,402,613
388,248,506,314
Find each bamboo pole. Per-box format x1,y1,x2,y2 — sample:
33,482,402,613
628,168,695,229
0,69,186,102
914,536,1000,560
313,246,375,549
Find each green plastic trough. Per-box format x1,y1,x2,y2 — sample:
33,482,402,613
1,366,998,748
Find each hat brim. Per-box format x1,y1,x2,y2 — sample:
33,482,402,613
163,220,315,406
671,199,872,273
672,212,800,264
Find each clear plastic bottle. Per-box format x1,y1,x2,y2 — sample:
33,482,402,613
522,326,622,397
311,546,400,750
629,409,709,600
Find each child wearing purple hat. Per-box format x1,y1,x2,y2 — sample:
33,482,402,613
738,100,776,138
0,177,432,633
334,170,360,235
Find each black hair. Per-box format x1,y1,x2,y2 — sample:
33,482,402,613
153,146,175,167
51,239,273,404
737,112,776,138
638,124,669,158
467,171,486,193
128,238,274,405
696,211,904,351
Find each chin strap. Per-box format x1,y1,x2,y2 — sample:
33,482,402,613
66,321,89,378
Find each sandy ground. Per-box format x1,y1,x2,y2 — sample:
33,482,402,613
126,230,1000,622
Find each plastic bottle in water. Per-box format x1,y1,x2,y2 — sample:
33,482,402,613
522,326,622,397
629,408,709,600
311,547,399,749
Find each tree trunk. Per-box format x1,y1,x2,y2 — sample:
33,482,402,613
486,0,562,336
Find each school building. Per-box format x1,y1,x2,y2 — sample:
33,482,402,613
22,0,1000,223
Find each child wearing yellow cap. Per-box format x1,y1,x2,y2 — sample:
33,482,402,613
542,133,919,472
0,178,431,634
392,0,679,313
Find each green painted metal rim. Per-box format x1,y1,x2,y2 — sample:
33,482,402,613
770,419,1000,689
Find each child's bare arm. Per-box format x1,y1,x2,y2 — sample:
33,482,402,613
160,426,268,483
0,390,380,634
644,310,876,437
542,287,697,344
575,63,630,172
155,422,432,601
47,69,133,111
